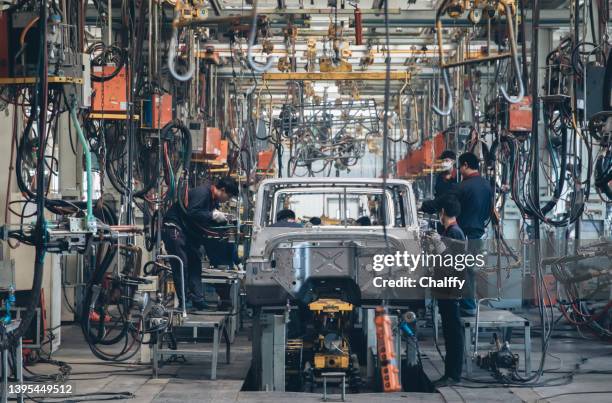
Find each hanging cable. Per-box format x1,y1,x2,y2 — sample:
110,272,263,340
247,0,274,73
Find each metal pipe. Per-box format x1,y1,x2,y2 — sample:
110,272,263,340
168,27,195,81
473,297,500,357
499,4,525,103
157,254,187,318
107,0,111,45
432,69,453,116
153,1,158,77
432,5,453,116
247,0,274,73
442,53,511,68
69,99,95,228
148,0,152,83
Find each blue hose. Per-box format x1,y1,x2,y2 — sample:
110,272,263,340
2,287,15,324
400,321,415,337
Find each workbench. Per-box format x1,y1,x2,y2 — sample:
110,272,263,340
461,309,531,376
202,267,245,343
152,313,230,380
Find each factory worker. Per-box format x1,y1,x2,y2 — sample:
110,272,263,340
455,152,492,316
162,176,239,310
432,194,466,387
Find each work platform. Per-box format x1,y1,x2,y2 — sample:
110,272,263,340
152,312,231,380
461,308,532,376
18,313,612,402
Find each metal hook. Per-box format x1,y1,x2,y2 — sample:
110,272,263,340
499,4,524,104
168,27,195,81
247,1,274,73
432,69,453,116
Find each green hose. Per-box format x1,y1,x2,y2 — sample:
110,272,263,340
69,99,95,227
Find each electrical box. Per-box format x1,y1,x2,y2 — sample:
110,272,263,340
143,93,173,129
257,149,275,171
583,64,606,120
188,120,204,154
508,96,532,132
1,11,79,77
192,126,222,158
214,139,228,165
91,66,128,112
64,53,91,108
204,127,222,158
80,53,91,108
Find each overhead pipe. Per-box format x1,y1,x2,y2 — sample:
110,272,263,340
247,0,274,73
498,2,524,103
432,69,453,116
432,3,453,116
168,27,195,81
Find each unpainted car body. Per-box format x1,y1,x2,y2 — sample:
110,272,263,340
245,178,424,307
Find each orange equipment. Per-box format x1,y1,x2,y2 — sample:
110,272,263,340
92,66,128,112
396,133,446,177
257,149,276,173
204,128,222,158
374,306,402,392
508,96,532,132
192,126,222,158
213,139,229,165
143,93,173,129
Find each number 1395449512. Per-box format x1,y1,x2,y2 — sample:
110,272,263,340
9,383,73,396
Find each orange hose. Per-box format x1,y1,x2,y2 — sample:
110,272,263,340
20,17,40,46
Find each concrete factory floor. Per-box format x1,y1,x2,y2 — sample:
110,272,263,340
28,312,612,403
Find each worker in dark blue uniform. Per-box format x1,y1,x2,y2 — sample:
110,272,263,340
162,177,239,310
432,194,466,387
420,150,459,236
455,153,493,316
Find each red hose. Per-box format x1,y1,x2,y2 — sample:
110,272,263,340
559,300,612,326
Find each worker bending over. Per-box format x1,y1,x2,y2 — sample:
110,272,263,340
162,177,239,310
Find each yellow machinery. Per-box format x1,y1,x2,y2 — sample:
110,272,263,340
284,298,362,391
308,299,353,370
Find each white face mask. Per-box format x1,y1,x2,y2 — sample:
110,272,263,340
440,159,454,172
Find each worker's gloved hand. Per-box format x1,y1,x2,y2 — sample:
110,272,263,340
212,209,228,224
424,231,447,255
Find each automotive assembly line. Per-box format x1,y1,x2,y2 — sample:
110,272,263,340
0,0,611,402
